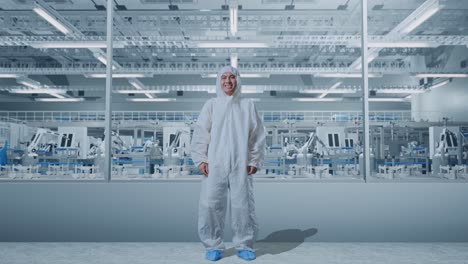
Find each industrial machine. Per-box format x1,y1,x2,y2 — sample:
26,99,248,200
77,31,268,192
1,113,467,181
430,126,464,179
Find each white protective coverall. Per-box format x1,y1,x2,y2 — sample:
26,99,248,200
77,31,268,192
191,66,266,252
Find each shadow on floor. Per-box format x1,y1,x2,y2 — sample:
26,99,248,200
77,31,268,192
223,228,318,258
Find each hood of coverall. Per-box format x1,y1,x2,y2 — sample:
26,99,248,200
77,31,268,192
215,66,242,100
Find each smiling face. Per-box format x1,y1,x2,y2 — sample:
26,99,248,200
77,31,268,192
220,72,237,96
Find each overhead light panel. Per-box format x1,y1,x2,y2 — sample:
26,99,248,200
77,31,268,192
35,98,85,102
301,89,354,94
17,78,41,89
202,73,270,78
292,98,342,102
10,89,67,94
315,73,382,78
128,79,145,90
127,98,176,102
30,41,125,49
242,87,263,94
229,5,238,36
33,5,70,35
0,74,19,78
368,42,438,48
84,73,150,78
197,42,269,48
413,73,468,78
428,79,451,90
377,89,425,94
241,73,270,78
16,76,65,98
368,98,408,102
114,90,169,94
317,81,343,98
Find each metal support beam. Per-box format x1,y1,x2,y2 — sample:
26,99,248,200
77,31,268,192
104,0,114,182
361,0,371,182
350,0,441,70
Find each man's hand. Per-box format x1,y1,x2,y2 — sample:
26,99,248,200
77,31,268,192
247,166,257,175
198,162,209,176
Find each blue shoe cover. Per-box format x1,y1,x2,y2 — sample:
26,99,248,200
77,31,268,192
237,250,256,261
205,250,222,261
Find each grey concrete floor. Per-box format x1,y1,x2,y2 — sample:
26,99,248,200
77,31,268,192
0,243,467,264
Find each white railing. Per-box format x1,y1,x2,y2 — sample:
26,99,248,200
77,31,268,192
0,110,419,123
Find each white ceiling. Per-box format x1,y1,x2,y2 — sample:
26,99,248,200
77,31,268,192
0,0,467,103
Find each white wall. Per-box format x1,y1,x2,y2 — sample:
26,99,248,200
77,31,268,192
411,46,468,122
1,182,468,242
412,78,468,122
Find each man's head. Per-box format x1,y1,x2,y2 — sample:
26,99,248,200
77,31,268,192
216,66,242,99
220,71,237,96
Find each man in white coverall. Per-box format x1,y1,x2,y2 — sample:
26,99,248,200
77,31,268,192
191,66,266,261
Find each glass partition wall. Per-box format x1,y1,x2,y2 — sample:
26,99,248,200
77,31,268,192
367,0,468,181
0,0,108,180
1,0,466,182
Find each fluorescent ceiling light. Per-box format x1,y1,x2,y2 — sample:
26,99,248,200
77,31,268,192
10,89,67,94
368,98,407,102
230,6,238,36
126,98,176,102
35,98,84,102
318,81,343,98
197,42,269,48
114,90,169,94
127,79,156,98
230,53,238,68
17,79,41,89
242,90,263,94
315,73,382,78
16,76,66,98
33,7,70,35
399,1,440,35
202,73,270,78
428,79,450,90
0,74,19,78
30,41,125,49
128,79,145,90
85,73,150,78
301,89,354,94
292,98,342,102
242,73,270,78
377,89,425,94
413,73,468,78
368,42,437,48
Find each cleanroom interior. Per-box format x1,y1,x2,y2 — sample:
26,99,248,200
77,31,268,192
1,0,468,243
